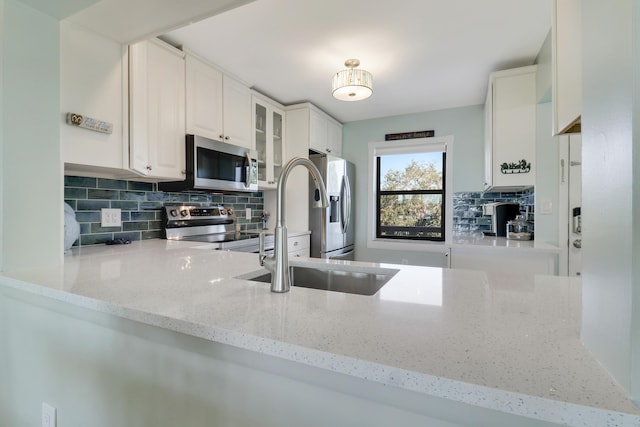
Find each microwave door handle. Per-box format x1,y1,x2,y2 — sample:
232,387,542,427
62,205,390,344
244,151,252,188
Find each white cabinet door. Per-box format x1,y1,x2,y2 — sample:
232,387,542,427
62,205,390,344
451,248,556,275
484,65,536,191
309,107,343,156
60,21,128,173
309,108,328,153
253,94,285,188
223,76,252,149
129,39,185,179
185,55,224,141
185,54,251,149
326,119,343,156
552,0,582,135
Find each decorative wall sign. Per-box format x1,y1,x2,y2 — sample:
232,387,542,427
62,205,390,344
385,130,434,141
500,159,531,174
66,113,113,134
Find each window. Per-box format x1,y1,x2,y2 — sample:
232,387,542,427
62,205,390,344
368,137,453,247
376,151,445,241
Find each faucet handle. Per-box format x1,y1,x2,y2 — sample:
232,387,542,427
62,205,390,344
259,232,267,266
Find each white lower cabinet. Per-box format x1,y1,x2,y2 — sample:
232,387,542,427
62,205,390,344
450,247,556,275
288,234,310,257
129,38,186,180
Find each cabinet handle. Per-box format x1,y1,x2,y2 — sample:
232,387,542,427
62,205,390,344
326,148,331,153
181,170,186,175
146,165,152,171
219,134,224,139
224,136,230,141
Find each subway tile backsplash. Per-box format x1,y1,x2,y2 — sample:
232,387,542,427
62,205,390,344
453,188,534,234
64,176,264,247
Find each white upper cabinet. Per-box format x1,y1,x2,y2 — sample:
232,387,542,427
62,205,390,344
60,21,128,175
129,38,186,180
484,65,537,192
308,108,342,157
552,0,581,135
185,54,251,149
185,54,224,142
253,93,285,188
223,76,252,149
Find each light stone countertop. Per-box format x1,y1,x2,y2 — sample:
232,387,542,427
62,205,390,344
0,239,637,426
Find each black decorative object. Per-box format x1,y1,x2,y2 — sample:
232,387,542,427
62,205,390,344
500,159,531,174
385,130,434,141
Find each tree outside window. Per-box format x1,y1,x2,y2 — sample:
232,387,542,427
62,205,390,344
376,151,446,241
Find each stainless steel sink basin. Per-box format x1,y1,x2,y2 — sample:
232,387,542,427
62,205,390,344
246,265,398,296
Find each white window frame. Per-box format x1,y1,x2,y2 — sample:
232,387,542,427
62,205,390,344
367,136,454,251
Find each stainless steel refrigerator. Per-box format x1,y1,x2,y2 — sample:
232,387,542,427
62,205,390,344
309,153,355,260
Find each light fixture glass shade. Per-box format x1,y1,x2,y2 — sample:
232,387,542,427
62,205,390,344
332,59,373,101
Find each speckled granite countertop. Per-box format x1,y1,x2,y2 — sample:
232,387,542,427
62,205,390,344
0,240,637,426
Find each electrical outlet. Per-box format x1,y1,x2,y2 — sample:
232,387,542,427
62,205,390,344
42,402,56,427
539,199,553,215
246,208,251,220
101,208,122,227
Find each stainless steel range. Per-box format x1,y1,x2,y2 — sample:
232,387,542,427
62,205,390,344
162,205,273,253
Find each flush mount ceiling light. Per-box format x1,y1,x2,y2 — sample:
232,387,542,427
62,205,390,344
332,58,373,101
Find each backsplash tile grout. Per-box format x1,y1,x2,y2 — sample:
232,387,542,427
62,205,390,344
64,176,264,247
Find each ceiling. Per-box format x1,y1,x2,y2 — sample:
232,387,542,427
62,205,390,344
162,0,552,123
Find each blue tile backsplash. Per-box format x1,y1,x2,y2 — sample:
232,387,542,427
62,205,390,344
64,176,264,247
65,175,532,247
452,188,534,234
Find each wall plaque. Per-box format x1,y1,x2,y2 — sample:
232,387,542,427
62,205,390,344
66,113,113,134
384,130,434,141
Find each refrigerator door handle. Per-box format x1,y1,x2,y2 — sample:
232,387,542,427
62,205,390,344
341,175,352,234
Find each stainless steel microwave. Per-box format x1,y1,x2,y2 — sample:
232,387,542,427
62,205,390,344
159,135,258,193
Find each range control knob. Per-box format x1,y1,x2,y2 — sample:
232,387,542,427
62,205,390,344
180,210,189,217
227,208,233,215
220,208,227,215
169,209,178,217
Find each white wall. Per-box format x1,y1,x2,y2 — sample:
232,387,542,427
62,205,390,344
580,0,638,401
534,102,559,245
1,286,567,427
1,0,62,271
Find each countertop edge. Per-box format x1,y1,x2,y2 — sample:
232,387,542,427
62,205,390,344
1,273,637,427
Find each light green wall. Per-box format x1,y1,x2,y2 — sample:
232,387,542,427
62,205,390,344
1,0,62,271
343,105,485,194
342,106,483,265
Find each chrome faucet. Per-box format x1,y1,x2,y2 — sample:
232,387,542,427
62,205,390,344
259,157,329,292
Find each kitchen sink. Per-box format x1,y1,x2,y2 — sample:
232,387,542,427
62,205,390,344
245,265,398,296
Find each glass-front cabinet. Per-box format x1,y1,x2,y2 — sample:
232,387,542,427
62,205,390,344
253,94,285,188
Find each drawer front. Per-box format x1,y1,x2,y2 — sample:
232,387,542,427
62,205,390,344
288,234,310,251
289,247,310,258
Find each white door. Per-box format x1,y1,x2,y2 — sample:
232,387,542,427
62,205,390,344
568,135,582,276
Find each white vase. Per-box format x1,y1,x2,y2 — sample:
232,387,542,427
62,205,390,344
64,203,80,254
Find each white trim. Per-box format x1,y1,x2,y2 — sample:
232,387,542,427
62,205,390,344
367,136,454,251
